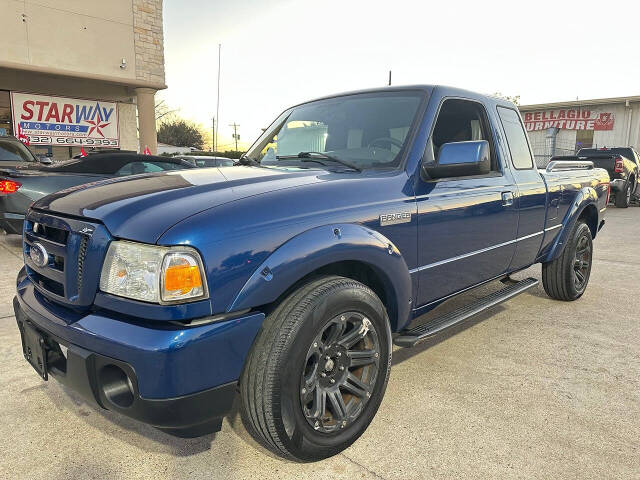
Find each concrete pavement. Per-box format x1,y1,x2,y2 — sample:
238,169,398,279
0,208,638,479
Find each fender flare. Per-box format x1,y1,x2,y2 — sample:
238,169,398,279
228,223,413,331
543,186,599,263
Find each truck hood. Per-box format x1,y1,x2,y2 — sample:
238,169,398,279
32,166,322,243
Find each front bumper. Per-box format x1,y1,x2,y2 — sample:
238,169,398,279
14,272,265,436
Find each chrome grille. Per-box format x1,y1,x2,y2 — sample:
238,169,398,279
23,210,109,309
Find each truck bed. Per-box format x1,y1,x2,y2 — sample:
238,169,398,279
550,154,617,178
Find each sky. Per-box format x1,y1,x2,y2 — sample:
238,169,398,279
161,0,639,151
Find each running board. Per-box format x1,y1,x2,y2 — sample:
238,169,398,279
394,277,539,348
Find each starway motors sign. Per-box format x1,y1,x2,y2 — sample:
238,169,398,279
522,109,615,132
10,92,119,147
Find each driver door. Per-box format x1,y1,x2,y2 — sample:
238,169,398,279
414,97,519,307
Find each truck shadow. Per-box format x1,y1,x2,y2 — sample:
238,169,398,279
391,306,506,366
46,385,217,457
391,273,544,366
47,381,284,459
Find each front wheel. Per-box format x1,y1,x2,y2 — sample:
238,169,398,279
542,220,593,301
240,276,392,461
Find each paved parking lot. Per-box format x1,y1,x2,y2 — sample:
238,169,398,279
0,208,638,479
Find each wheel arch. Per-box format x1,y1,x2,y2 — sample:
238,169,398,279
543,187,600,263
228,223,413,332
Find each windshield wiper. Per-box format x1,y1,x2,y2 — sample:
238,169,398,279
237,154,261,167
276,152,362,172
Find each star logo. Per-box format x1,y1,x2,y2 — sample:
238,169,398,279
85,105,111,138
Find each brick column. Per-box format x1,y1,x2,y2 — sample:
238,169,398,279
136,87,157,154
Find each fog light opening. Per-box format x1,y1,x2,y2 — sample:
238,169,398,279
99,364,135,408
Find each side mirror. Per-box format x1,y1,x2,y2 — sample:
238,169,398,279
424,140,490,179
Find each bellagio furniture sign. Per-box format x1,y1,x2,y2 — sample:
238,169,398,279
11,92,119,147
523,109,615,132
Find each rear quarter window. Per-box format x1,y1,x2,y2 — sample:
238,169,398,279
0,140,35,162
497,107,534,170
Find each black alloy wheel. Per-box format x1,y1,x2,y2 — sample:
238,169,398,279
542,220,593,301
240,275,392,461
300,312,380,433
573,232,591,291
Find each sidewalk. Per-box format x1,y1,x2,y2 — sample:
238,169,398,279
0,233,22,318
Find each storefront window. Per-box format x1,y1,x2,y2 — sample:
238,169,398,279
575,129,594,151
0,91,11,136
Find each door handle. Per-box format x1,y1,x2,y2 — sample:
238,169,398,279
502,191,514,206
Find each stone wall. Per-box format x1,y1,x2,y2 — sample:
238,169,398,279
133,0,165,86
118,102,139,151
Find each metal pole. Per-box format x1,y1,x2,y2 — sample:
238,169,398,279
388,70,392,86
215,43,221,152
212,117,215,152
229,122,239,152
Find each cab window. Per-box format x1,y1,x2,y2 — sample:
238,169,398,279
429,99,498,173
497,106,534,170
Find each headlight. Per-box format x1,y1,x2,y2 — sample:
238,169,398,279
99,241,208,304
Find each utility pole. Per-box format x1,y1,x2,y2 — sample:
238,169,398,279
388,70,392,86
229,122,240,152
215,43,221,153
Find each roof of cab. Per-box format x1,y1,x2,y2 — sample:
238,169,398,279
291,84,517,110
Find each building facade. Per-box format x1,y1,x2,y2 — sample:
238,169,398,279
0,0,165,160
519,96,640,167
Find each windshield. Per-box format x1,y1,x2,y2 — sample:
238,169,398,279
0,139,36,162
245,91,424,170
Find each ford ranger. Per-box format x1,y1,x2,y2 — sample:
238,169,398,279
13,86,609,461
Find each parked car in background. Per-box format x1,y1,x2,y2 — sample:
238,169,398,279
0,153,196,234
552,147,639,207
12,85,609,461
175,155,235,167
0,135,51,168
71,149,138,159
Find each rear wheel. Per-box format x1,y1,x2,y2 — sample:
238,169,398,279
615,181,632,208
240,275,392,461
542,220,593,301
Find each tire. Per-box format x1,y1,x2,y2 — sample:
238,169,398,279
239,275,392,461
542,220,593,301
614,180,632,208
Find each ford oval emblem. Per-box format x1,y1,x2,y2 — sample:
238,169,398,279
30,242,49,268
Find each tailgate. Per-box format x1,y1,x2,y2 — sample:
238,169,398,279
586,157,616,177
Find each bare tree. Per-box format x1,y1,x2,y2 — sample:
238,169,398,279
155,99,179,122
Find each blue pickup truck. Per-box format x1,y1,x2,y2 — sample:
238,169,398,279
14,86,609,461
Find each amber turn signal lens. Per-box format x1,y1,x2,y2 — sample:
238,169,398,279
164,264,202,294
